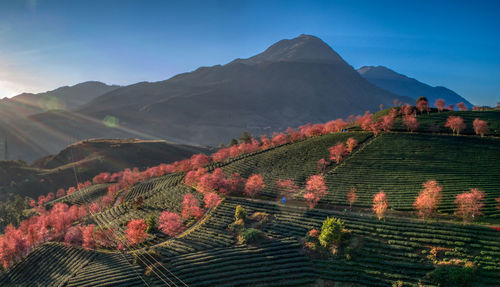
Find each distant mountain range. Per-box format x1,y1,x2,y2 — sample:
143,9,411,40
358,65,472,108
0,34,472,162
0,81,120,117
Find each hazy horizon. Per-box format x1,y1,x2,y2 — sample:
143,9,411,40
1,0,499,106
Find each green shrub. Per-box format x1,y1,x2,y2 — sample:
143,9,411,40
427,265,477,287
319,217,347,248
228,218,245,233
238,228,264,244
145,215,158,234
235,205,246,220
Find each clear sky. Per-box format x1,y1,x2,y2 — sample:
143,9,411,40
0,0,499,106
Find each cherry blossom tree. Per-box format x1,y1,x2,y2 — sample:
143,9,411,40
81,224,96,250
373,191,388,220
346,137,358,153
190,154,212,169
413,180,442,220
64,226,82,246
181,193,204,219
317,158,328,173
435,99,446,112
204,192,221,208
244,174,265,197
457,102,467,111
303,175,328,209
271,132,288,146
455,189,485,222
379,115,394,132
445,115,466,135
126,219,148,245
473,118,489,137
329,143,347,164
346,187,357,210
158,211,184,236
403,115,419,132
416,98,429,114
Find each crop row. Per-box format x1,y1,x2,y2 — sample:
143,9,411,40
324,133,500,217
0,243,96,287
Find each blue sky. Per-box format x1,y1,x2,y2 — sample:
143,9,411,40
0,0,499,106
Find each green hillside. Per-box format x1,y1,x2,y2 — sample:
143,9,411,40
1,110,500,286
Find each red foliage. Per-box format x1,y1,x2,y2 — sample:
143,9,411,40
190,154,212,169
317,158,328,173
308,229,320,238
346,137,358,153
401,104,413,116
93,172,112,184
203,192,221,208
455,188,485,221
379,115,394,131
473,118,488,137
101,195,114,209
416,99,429,114
244,174,265,197
64,226,82,246
56,188,66,198
159,211,184,236
329,143,347,164
304,175,328,209
457,102,467,111
403,115,419,132
81,224,96,250
271,132,288,146
66,187,76,195
185,168,208,188
356,111,374,132
125,219,148,245
435,99,446,112
181,193,204,219
324,119,347,133
286,127,305,142
276,179,300,196
346,187,357,209
413,180,442,220
445,115,466,135
373,191,388,220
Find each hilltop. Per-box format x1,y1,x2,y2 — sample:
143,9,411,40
358,65,473,108
0,138,212,202
0,107,499,286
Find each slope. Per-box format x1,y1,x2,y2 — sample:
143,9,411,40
358,65,473,108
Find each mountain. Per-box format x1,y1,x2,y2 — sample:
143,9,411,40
0,81,120,117
76,35,410,143
0,138,212,202
358,65,473,108
2,35,413,162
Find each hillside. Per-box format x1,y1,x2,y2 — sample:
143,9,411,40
0,81,120,116
0,139,211,202
0,35,415,162
1,109,499,286
358,65,473,108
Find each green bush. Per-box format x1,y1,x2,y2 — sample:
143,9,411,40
145,215,158,234
238,228,264,244
235,205,246,220
228,218,245,233
427,265,477,287
319,217,346,248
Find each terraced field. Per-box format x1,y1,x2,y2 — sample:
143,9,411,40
0,243,97,286
219,198,500,286
219,132,372,196
324,133,500,217
393,110,500,136
2,110,499,286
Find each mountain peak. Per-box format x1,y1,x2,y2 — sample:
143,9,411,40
232,34,345,65
357,65,407,80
